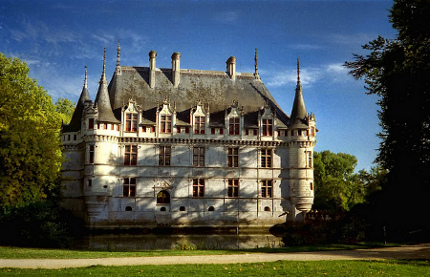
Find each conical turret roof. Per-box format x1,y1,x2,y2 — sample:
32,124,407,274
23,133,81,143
62,67,91,132
94,48,120,124
289,59,308,128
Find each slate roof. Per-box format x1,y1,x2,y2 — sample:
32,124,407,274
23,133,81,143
108,66,290,127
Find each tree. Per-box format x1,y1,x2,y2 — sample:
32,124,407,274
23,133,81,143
55,97,75,125
313,151,365,212
0,53,63,210
345,0,430,233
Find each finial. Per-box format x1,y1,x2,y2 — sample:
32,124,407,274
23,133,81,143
297,57,301,84
100,48,107,84
254,48,260,80
84,66,88,88
116,39,121,68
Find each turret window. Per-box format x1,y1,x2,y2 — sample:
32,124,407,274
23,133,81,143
229,117,240,135
89,145,94,164
125,113,138,132
124,145,137,165
307,151,313,168
261,180,273,198
88,118,94,129
160,115,172,133
262,119,273,136
261,149,272,168
194,116,205,134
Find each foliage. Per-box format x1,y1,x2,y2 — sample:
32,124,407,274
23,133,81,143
0,53,65,210
344,0,430,233
313,151,384,212
55,97,75,125
2,260,429,276
0,201,84,248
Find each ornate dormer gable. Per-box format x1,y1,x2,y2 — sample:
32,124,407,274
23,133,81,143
226,100,243,136
191,100,208,135
121,98,142,133
157,98,175,134
259,101,275,137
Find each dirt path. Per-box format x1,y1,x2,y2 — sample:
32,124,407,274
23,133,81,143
1,244,429,269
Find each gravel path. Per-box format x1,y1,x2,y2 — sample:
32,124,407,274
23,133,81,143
1,244,429,269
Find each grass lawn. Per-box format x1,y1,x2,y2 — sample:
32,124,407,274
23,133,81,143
0,243,394,259
1,260,429,276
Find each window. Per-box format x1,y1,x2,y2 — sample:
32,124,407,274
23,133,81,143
89,145,94,163
227,147,239,167
104,123,108,130
310,127,316,137
261,149,272,168
159,146,171,166
261,180,273,198
111,124,114,130
208,206,215,211
160,115,172,133
176,127,181,133
228,179,239,198
211,128,215,135
123,177,136,197
229,117,240,135
194,116,205,134
125,206,133,211
264,206,271,211
192,179,205,197
310,182,314,191
193,147,205,167
157,190,170,204
307,151,313,168
88,118,94,129
262,119,273,136
220,128,224,135
125,113,138,132
180,206,186,211
124,145,137,165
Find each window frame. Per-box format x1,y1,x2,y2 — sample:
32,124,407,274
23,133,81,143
261,179,273,198
125,113,138,132
193,146,205,167
227,179,239,198
159,145,171,166
227,147,239,168
194,116,205,134
261,148,273,168
89,145,94,164
229,117,240,135
160,114,172,133
123,177,136,197
262,119,273,136
192,178,205,198
124,145,138,166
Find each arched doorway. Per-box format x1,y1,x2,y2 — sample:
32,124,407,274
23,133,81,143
157,190,170,204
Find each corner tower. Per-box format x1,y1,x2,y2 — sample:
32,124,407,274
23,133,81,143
285,59,317,222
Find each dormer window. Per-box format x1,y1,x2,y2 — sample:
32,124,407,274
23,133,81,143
160,115,172,133
125,113,138,132
262,119,273,136
229,117,240,135
194,116,205,134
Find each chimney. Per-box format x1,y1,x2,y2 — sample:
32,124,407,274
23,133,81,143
226,56,236,81
149,50,157,88
171,52,181,88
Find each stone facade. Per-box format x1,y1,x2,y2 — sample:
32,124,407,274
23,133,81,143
61,45,317,230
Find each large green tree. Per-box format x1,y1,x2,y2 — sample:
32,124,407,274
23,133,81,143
0,53,64,210
345,0,430,232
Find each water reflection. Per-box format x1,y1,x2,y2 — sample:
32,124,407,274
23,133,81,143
72,233,284,251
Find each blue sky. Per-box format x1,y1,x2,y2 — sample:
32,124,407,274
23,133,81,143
0,0,397,171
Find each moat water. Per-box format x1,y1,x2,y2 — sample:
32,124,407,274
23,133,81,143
72,233,284,250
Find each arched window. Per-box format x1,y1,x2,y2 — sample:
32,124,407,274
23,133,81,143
125,206,133,211
180,206,186,211
264,206,271,211
157,190,170,204
208,206,215,211
160,207,166,211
